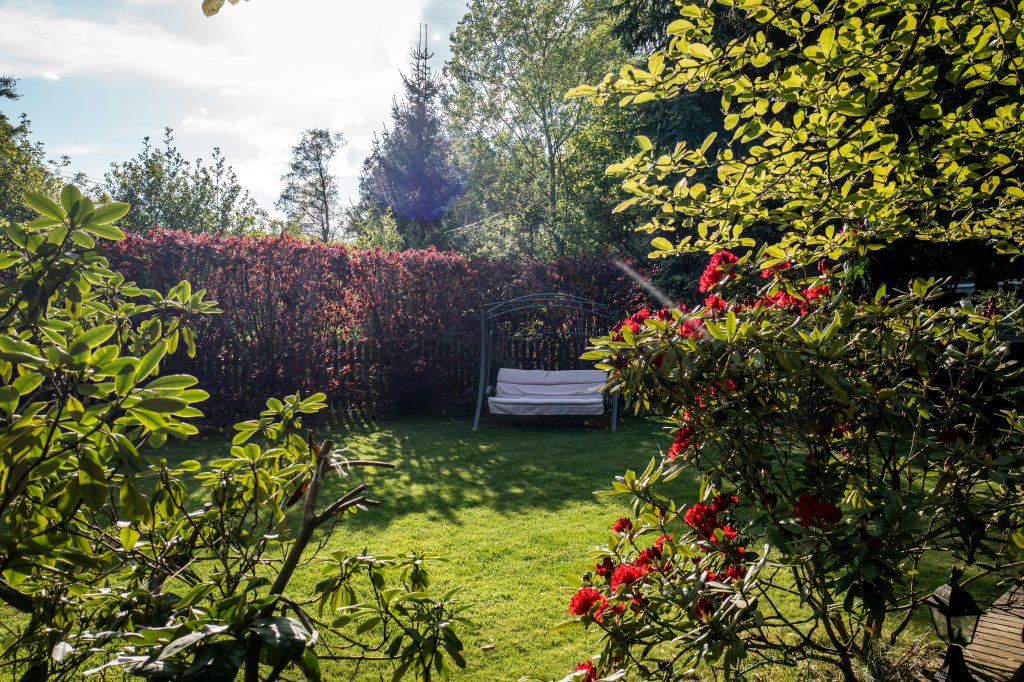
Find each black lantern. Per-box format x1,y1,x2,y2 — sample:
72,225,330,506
923,568,983,682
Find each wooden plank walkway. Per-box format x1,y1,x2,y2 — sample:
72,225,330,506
965,583,1024,681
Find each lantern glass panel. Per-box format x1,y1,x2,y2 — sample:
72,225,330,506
930,607,950,643
948,614,979,646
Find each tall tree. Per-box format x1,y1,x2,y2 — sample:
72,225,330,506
0,77,59,225
444,0,625,258
359,27,464,248
105,128,266,235
277,128,344,242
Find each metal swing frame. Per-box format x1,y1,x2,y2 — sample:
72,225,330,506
472,292,619,431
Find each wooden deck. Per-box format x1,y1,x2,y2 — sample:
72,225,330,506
965,583,1024,681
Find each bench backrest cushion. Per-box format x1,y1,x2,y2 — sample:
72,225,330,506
494,368,606,399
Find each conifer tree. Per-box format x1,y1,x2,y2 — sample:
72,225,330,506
359,26,464,248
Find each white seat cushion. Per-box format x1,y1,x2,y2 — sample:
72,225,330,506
488,368,607,416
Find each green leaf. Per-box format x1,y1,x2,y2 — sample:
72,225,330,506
84,223,126,240
23,192,63,221
12,374,45,395
157,625,230,661
120,480,150,524
248,617,309,660
71,324,117,353
119,524,139,551
296,649,321,682
137,342,167,382
87,202,131,226
78,449,107,511
60,185,83,216
181,640,246,682
134,397,188,413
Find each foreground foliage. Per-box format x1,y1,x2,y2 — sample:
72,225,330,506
561,0,1024,680
0,189,466,681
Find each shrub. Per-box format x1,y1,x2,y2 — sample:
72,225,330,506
108,232,650,419
0,188,466,682
561,0,1024,680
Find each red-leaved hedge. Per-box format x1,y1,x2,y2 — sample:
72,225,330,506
108,231,651,420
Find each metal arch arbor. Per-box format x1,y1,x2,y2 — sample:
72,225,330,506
472,292,619,431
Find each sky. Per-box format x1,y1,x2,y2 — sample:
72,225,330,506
0,0,467,213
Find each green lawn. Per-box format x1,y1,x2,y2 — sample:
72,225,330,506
155,416,1005,681
179,415,684,682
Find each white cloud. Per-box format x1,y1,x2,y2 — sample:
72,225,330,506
50,143,106,156
0,0,463,209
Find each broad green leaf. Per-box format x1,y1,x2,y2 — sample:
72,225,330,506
87,202,130,226
23,192,63,221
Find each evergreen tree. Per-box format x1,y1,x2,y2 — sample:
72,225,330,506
359,26,464,249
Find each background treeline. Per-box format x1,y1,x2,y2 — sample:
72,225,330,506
107,231,650,421
2,0,1020,299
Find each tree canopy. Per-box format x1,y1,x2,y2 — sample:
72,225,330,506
105,129,266,235
277,129,344,243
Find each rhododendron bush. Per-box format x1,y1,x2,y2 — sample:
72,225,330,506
108,231,647,419
0,189,467,682
561,0,1024,680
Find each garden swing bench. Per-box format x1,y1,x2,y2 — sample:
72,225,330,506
472,293,619,432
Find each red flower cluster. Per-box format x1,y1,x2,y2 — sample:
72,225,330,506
698,251,739,292
694,596,715,620
803,284,832,302
610,562,646,593
573,661,597,682
667,424,696,460
703,293,727,312
678,317,704,338
611,308,654,341
792,493,842,528
569,586,607,617
612,517,633,533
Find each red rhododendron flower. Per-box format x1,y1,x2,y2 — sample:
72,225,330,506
569,586,607,616
595,557,614,577
634,547,662,571
573,661,597,682
698,251,739,292
792,493,842,528
803,284,832,302
683,502,719,538
667,425,696,460
679,318,703,338
612,517,633,533
725,564,747,580
704,293,727,312
610,562,645,592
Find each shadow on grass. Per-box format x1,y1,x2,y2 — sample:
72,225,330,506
317,415,677,530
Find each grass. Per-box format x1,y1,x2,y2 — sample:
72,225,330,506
5,414,1004,682
176,415,686,682
168,415,1010,682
